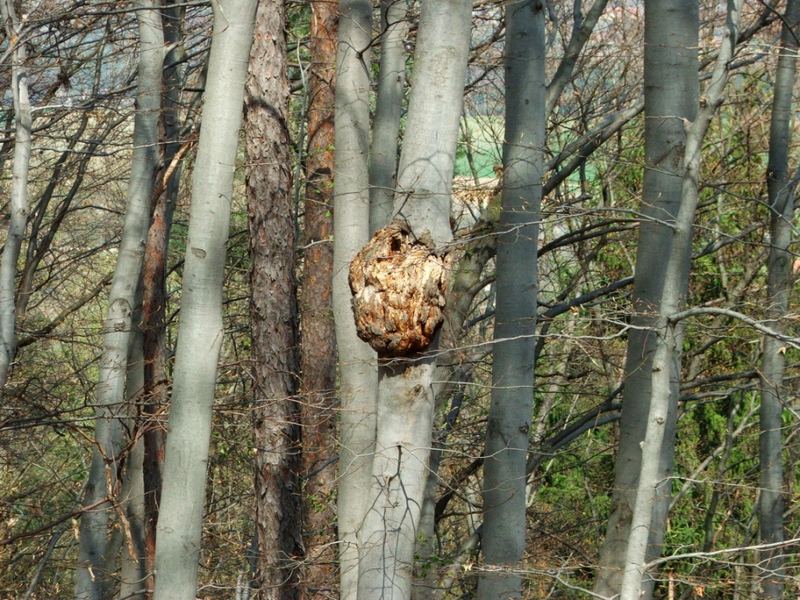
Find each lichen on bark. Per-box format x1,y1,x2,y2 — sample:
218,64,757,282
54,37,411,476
348,220,451,357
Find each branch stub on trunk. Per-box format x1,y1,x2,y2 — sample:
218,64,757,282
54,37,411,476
349,220,450,356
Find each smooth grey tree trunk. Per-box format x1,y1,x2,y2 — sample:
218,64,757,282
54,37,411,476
333,0,378,596
118,322,147,600
0,0,32,394
592,4,698,596
356,2,472,599
411,6,611,594
368,0,409,233
117,438,147,600
75,4,162,598
152,1,257,598
413,196,500,600
592,5,698,594
601,2,743,599
476,1,545,598
759,1,799,596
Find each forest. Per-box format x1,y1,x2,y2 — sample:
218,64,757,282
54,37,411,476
0,0,798,598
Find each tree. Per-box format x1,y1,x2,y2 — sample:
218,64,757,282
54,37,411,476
354,1,473,598
368,0,409,233
0,0,33,393
140,3,189,588
2,3,800,598
298,0,338,593
595,1,745,597
592,2,700,592
152,1,258,597
476,1,545,598
75,3,162,597
245,0,302,596
759,0,800,596
117,314,147,600
333,0,378,596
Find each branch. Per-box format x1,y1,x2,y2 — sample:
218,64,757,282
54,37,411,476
647,536,800,569
0,497,107,546
668,307,800,350
16,272,114,348
545,0,610,115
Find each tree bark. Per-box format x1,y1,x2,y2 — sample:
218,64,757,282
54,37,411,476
356,2,472,599
141,4,187,592
368,0,409,233
245,0,303,597
117,437,147,600
298,0,338,595
476,1,545,598
152,2,257,598
0,0,32,394
759,1,799,596
75,4,162,598
333,0,378,596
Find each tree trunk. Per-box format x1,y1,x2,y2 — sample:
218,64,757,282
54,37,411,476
592,4,698,594
298,0,338,595
245,0,303,597
368,0,409,233
356,2,472,599
0,0,32,394
413,193,500,600
592,3,698,595
333,0,378,596
759,1,799,596
152,1,257,598
76,4,162,598
595,1,744,598
141,3,186,592
476,1,545,598
117,437,147,600
118,319,147,600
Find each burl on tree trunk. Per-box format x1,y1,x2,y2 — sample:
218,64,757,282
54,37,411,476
349,220,451,356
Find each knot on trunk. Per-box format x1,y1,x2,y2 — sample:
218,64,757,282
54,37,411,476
349,220,450,357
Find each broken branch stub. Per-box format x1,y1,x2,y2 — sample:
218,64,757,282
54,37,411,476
348,220,451,356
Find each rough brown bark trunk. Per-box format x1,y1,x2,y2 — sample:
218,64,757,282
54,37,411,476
245,0,303,597
298,0,337,596
140,196,168,594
